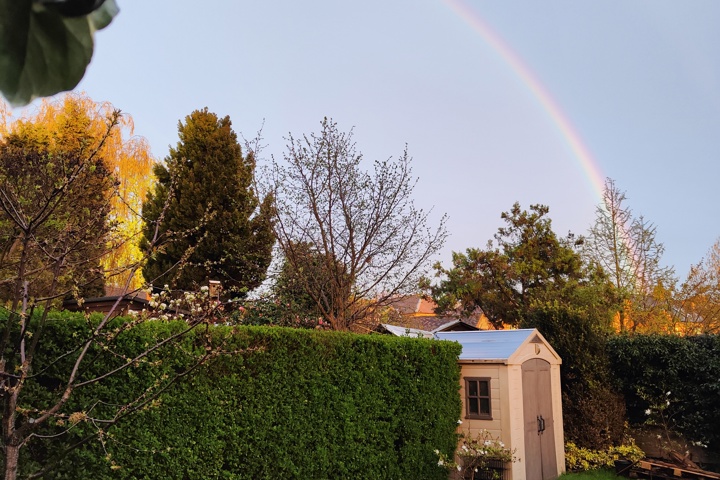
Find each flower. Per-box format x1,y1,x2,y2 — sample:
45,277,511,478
645,409,651,415
437,460,444,466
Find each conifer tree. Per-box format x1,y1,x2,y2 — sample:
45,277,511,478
142,109,274,297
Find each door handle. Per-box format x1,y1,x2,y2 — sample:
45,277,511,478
537,415,546,434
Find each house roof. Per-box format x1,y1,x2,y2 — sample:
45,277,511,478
434,329,558,362
378,324,433,338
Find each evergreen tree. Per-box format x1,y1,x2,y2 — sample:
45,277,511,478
142,109,274,297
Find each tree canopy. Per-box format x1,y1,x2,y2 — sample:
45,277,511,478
1,94,155,292
141,108,274,297
429,203,586,329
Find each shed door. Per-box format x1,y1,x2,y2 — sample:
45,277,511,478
522,359,557,480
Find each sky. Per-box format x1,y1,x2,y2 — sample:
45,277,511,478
25,1,720,279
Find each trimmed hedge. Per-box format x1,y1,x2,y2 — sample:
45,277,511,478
607,334,720,452
11,312,462,479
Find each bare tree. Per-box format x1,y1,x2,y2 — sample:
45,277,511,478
584,178,675,332
265,118,447,331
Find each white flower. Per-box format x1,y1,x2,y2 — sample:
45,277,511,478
666,391,671,396
200,286,209,292
434,449,439,455
437,460,444,466
645,409,651,415
457,420,462,424
457,465,461,471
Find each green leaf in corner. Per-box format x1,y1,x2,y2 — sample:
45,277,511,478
0,0,119,107
88,0,119,32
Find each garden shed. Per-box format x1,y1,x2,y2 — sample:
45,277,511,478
434,329,564,480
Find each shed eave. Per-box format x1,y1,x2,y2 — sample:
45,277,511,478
457,358,508,365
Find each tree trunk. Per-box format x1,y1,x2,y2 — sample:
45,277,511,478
5,443,19,480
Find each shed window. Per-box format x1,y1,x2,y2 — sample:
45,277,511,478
465,377,492,420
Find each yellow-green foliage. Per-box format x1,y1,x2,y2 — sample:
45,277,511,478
565,441,644,472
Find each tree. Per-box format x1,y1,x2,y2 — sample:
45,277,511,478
429,203,585,328
0,94,155,292
267,118,447,331
0,0,118,106
583,178,675,332
272,241,351,323
0,102,230,480
141,108,274,298
670,238,720,334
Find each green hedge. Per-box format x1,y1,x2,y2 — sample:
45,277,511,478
11,312,462,479
607,334,720,452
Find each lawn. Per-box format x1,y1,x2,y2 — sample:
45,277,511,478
560,469,620,480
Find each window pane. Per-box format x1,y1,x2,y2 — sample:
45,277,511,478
469,398,479,414
468,380,478,397
479,381,489,397
480,398,490,414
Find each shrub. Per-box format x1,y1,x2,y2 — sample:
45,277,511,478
565,441,644,472
608,334,720,453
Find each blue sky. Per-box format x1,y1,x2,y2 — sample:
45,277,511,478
47,1,720,279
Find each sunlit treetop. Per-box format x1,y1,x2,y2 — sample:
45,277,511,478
0,93,155,289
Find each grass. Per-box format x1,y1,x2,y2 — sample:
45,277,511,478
560,469,620,480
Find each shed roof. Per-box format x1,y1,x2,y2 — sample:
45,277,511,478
434,329,558,363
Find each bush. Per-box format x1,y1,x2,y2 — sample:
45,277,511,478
12,311,462,479
565,441,644,472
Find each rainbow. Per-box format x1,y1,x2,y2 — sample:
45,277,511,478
442,0,607,200
443,0,651,286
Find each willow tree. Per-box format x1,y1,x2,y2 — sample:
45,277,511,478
0,94,153,297
141,109,274,298
0,94,154,291
267,118,447,331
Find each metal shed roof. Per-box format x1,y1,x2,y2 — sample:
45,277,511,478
434,329,539,361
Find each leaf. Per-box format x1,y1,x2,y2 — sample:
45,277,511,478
0,0,118,107
88,0,119,31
